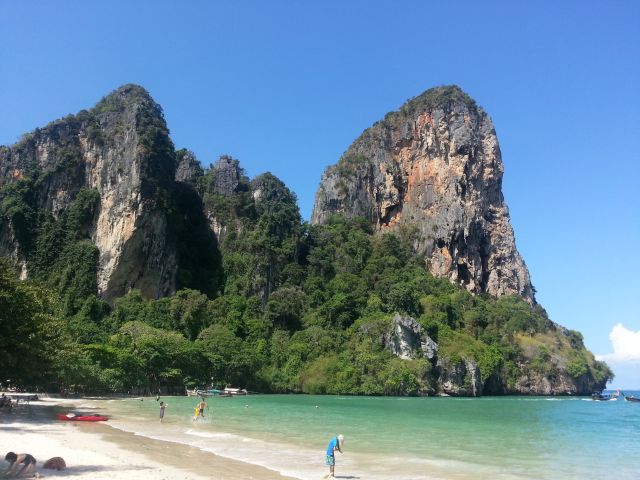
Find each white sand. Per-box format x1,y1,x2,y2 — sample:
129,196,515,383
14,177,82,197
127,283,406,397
0,397,295,480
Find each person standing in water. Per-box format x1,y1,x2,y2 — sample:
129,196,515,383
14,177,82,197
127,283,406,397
325,434,344,477
193,397,207,420
159,401,167,423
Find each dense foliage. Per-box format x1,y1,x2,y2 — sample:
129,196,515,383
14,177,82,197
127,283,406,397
0,207,612,394
0,86,612,394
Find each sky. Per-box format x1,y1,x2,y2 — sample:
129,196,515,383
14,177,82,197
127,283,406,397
1,1,638,387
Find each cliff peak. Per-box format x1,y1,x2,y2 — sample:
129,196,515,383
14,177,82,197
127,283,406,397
103,83,153,102
407,85,477,109
312,86,534,302
91,84,163,119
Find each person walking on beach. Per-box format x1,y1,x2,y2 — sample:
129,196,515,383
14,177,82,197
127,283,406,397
3,452,36,477
159,401,167,423
325,434,344,477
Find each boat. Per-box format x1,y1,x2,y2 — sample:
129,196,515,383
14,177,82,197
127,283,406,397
223,387,248,396
186,388,199,397
591,392,614,401
624,395,640,403
198,389,231,397
57,412,108,422
186,387,231,397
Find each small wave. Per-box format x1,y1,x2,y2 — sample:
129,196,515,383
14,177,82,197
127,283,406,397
184,429,237,440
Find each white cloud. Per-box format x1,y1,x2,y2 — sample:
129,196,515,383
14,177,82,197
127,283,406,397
596,323,640,363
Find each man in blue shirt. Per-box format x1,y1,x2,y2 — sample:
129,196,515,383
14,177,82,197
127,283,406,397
325,434,344,477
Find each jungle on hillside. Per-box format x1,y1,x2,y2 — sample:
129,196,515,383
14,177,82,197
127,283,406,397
0,165,611,395
0,85,612,396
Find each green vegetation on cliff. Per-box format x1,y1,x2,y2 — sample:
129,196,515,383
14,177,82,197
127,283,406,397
0,209,611,394
0,86,612,395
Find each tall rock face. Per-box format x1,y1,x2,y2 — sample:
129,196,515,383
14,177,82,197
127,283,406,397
0,84,221,302
312,86,534,302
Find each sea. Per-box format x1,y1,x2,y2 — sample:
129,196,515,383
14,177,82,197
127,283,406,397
81,391,640,480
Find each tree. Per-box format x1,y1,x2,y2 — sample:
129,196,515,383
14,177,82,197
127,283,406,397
113,321,204,391
0,259,61,386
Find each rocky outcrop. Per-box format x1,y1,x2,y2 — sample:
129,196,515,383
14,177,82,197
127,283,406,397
312,86,534,303
384,313,482,396
385,314,437,360
194,156,248,241
175,149,203,183
384,313,607,396
511,369,599,396
0,219,27,279
437,357,483,397
209,156,244,196
0,84,221,301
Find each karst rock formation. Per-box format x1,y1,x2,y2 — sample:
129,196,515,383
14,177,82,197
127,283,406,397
312,86,535,303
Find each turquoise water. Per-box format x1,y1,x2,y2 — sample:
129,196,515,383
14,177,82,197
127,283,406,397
82,392,640,480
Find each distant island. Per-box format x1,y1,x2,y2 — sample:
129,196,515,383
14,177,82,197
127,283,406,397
0,84,611,396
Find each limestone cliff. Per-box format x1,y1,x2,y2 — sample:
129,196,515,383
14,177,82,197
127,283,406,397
0,84,610,397
0,85,221,301
312,86,534,303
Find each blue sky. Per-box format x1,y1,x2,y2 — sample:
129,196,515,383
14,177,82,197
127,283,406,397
1,1,638,386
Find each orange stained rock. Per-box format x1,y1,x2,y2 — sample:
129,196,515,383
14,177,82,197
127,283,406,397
416,112,433,130
434,246,453,273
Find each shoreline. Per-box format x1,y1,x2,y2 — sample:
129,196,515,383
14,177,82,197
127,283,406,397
0,396,297,480
2,392,639,479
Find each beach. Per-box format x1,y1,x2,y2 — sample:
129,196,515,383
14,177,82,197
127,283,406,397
2,393,639,480
0,396,295,480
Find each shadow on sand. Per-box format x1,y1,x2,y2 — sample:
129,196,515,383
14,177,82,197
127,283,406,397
45,464,153,477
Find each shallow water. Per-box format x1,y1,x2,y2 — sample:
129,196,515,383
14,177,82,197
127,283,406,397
80,391,640,480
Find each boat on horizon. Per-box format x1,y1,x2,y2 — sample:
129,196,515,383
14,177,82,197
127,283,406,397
591,392,616,401
624,395,640,403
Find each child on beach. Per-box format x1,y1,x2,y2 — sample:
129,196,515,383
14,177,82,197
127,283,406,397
325,434,344,477
159,401,167,422
3,452,36,478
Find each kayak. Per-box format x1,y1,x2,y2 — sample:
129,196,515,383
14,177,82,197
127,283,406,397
57,412,109,422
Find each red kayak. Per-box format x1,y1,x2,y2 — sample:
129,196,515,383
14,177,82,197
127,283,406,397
57,412,108,422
